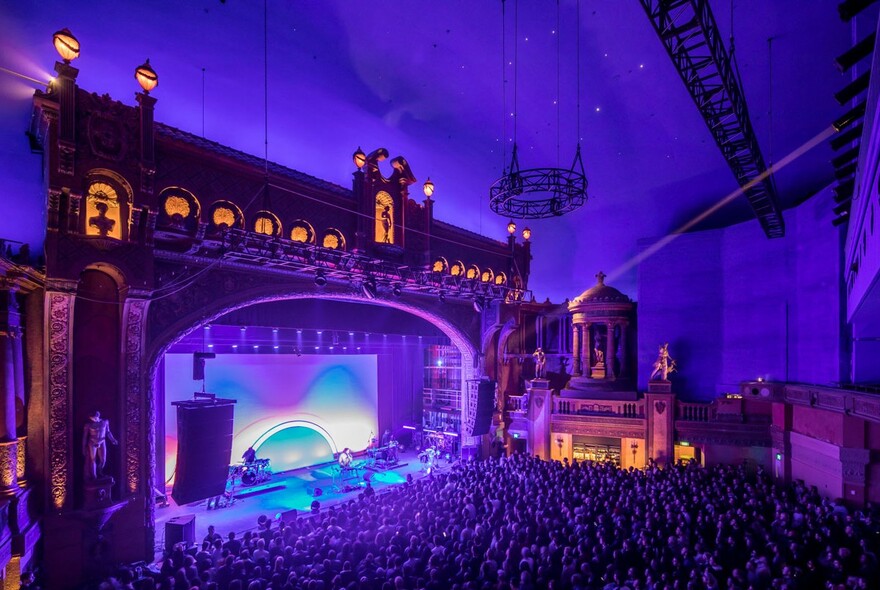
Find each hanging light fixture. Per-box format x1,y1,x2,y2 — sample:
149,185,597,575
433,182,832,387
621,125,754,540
489,0,587,219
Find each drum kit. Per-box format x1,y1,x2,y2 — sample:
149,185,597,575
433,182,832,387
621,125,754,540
228,457,272,488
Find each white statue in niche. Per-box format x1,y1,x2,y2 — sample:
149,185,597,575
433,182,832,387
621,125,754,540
649,343,677,382
532,347,546,378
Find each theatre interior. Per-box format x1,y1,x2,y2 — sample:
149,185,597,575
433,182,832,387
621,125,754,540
2,1,880,588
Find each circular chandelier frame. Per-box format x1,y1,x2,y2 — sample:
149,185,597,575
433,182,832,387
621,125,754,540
490,144,588,219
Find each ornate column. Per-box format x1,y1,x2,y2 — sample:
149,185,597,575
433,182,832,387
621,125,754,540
572,323,582,376
121,297,150,497
618,321,628,378
46,287,76,511
0,286,20,492
584,322,593,377
11,311,26,486
605,321,617,380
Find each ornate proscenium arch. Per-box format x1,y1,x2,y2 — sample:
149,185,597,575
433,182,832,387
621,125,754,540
138,265,481,549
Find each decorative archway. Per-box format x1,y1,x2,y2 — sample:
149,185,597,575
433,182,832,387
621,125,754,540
135,270,482,550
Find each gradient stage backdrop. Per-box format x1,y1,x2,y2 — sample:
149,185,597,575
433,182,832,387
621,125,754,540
164,353,378,481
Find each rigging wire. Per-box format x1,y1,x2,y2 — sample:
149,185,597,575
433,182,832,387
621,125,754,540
501,0,507,173
513,0,518,150
556,0,561,167
576,0,581,145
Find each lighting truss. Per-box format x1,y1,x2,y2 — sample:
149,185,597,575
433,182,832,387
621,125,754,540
194,229,531,303
639,0,785,238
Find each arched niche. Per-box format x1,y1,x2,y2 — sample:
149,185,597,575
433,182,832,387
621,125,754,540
289,219,316,244
322,228,347,251
374,190,395,245
208,200,245,234
157,187,201,233
253,210,282,237
432,257,449,273
83,169,133,240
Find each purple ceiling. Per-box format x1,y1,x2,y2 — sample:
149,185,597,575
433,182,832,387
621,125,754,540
0,1,865,301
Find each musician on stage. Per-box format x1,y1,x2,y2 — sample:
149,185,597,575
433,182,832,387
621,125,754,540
242,446,257,464
338,447,353,470
381,429,391,447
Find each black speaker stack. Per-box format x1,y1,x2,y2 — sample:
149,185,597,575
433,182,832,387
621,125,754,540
171,396,236,505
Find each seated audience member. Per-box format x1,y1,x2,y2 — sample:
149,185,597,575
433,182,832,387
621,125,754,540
98,454,880,590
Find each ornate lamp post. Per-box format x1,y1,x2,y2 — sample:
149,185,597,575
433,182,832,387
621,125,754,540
631,441,639,467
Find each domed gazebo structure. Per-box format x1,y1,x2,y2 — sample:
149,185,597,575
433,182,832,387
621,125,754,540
568,271,635,382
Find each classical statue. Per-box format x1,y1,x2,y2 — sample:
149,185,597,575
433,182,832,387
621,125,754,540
649,343,677,382
83,411,118,480
593,343,604,365
88,202,116,237
532,347,546,378
380,204,392,243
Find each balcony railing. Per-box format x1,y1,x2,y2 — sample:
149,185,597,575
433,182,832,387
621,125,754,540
553,399,644,418
676,402,713,422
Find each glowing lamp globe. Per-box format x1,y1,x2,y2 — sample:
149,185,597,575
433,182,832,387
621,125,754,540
135,59,159,93
507,221,516,235
522,227,532,241
353,147,366,169
423,177,435,198
53,28,80,63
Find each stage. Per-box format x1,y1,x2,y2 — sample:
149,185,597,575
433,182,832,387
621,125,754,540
155,449,437,551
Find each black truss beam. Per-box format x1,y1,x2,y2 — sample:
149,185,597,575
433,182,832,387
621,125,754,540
639,0,785,238
209,229,529,303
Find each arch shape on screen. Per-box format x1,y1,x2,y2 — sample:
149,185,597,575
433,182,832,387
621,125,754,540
250,419,339,455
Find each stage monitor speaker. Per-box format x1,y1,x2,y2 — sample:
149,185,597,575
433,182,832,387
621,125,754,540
165,514,196,554
171,400,235,505
469,380,496,436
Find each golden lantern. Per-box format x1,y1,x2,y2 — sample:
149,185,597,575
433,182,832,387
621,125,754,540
353,147,366,169
522,227,532,241
507,220,516,235
135,59,159,93
53,28,80,63
423,177,435,199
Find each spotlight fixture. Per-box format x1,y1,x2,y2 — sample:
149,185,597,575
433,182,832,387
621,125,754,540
240,326,246,332
438,291,447,304
361,280,377,300
52,28,80,63
391,284,403,297
134,59,159,93
314,270,327,287
423,177,435,199
473,297,485,313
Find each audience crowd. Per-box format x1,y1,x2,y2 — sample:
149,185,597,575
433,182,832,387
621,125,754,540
98,454,880,590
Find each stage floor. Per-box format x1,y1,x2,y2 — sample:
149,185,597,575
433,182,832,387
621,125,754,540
155,450,434,552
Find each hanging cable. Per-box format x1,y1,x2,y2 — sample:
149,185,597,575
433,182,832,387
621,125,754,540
501,0,507,173
263,0,269,179
513,0,518,150
576,0,581,145
768,36,774,168
556,0,561,167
